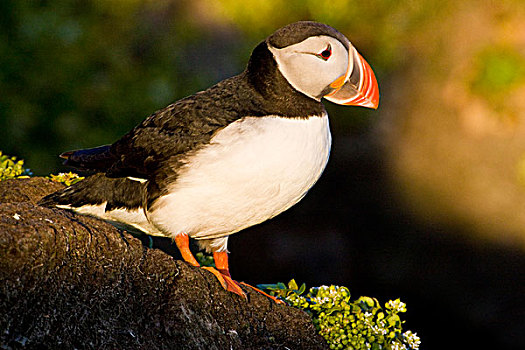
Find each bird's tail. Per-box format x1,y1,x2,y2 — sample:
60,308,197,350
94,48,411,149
60,145,115,172
39,173,144,212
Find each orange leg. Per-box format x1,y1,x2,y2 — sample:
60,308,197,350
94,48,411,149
213,251,231,277
174,234,245,298
174,233,199,267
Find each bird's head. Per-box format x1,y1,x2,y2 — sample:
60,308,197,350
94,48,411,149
265,21,379,109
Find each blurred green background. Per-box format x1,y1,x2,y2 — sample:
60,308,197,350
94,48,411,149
2,1,525,349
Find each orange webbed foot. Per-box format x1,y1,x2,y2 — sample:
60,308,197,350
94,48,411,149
201,266,246,299
213,251,284,304
174,234,283,303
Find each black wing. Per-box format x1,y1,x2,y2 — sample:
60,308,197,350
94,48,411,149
62,75,247,179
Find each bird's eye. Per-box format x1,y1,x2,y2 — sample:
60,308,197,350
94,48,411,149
316,44,332,61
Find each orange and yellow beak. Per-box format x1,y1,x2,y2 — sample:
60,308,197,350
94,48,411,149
325,47,379,109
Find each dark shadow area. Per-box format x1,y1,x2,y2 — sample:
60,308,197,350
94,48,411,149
226,135,525,350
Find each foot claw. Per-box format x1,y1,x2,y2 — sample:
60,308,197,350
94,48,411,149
202,266,246,299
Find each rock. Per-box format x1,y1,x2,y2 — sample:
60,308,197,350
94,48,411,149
0,177,327,349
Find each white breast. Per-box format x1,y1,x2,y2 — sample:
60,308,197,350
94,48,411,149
149,114,332,240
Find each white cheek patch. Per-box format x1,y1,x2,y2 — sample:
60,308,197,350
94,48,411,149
269,36,349,99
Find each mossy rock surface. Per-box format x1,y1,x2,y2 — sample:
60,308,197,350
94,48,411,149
0,177,328,350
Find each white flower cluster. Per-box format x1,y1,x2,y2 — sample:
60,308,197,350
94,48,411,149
276,282,421,350
403,330,421,349
386,299,407,313
390,342,408,350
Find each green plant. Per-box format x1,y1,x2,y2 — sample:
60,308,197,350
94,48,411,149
259,280,420,350
48,172,84,186
0,151,32,181
195,252,215,267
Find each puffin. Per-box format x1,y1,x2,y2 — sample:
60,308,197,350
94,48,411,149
40,21,379,301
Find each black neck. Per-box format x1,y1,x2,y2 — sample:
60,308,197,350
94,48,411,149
244,41,325,118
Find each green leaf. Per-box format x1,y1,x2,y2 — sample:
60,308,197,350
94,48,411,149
357,296,378,310
387,314,401,327
288,279,298,291
256,283,280,290
298,282,306,295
